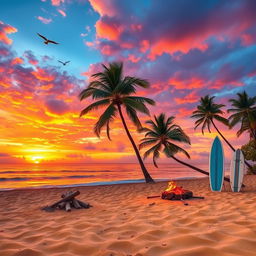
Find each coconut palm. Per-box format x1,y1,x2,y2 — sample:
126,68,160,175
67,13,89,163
192,95,252,169
191,95,234,149
139,113,233,184
228,91,256,141
79,62,155,183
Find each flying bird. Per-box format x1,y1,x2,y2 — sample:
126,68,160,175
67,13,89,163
58,60,70,66
37,33,59,45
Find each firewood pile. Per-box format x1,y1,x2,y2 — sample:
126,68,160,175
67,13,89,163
42,190,92,212
161,189,193,200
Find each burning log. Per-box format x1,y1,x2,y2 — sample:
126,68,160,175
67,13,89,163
161,181,193,200
42,190,92,212
147,181,204,203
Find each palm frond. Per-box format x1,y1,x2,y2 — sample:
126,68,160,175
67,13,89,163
79,99,110,117
139,139,158,150
106,121,111,141
94,104,117,137
123,98,150,115
213,115,229,126
165,141,190,158
166,128,191,144
125,105,142,129
125,96,155,105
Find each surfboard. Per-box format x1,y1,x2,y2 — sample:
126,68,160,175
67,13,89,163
230,149,244,192
209,136,224,192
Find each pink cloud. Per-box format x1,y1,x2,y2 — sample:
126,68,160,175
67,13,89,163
88,0,118,16
37,16,52,24
51,0,64,6
148,38,208,60
140,40,149,53
0,21,17,45
169,73,206,90
58,9,66,17
128,54,141,63
23,51,39,66
175,91,199,104
241,33,255,46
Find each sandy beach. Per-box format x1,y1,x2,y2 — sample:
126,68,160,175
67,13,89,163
0,176,256,256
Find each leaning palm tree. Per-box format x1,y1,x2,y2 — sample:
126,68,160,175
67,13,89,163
79,62,155,183
228,91,256,141
139,113,233,184
192,95,252,169
191,95,234,150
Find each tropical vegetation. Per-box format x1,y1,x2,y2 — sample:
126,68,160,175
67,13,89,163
228,91,256,141
191,94,252,169
79,62,155,183
139,113,232,184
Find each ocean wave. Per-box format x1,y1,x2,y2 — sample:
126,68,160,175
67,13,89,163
0,177,31,181
0,170,113,174
61,170,112,173
0,171,31,174
0,175,95,182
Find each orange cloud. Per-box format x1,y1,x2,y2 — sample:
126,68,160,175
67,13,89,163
169,74,206,89
176,108,193,118
51,0,64,6
32,68,55,82
175,91,199,104
95,20,122,40
148,37,208,60
0,21,17,45
11,57,24,65
88,0,117,16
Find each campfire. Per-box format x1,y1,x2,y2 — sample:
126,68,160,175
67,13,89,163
147,181,204,204
161,181,193,200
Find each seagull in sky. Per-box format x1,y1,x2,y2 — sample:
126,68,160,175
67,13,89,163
37,33,59,45
58,60,70,66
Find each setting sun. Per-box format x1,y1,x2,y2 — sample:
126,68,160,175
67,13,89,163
30,156,43,164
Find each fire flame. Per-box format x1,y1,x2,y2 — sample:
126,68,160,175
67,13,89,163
164,181,185,195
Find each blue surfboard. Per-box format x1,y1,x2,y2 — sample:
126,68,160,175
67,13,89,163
209,136,224,192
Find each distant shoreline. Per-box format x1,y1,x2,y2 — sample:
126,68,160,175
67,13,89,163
0,176,207,192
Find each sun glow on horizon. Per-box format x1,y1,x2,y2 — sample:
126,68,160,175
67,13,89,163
30,156,44,164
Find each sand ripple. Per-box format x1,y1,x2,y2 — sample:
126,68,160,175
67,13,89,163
0,175,256,255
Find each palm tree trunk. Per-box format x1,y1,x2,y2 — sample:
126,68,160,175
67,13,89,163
211,120,235,151
211,119,253,169
116,103,154,183
171,155,245,187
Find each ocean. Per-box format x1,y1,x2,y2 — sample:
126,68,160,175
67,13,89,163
0,162,211,191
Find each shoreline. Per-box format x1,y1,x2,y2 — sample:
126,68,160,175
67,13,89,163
0,176,207,192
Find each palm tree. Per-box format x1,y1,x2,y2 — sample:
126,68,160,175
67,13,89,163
192,95,252,169
139,113,233,184
191,95,234,149
79,62,155,183
228,91,256,141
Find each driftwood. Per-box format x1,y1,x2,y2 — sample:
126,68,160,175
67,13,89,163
65,202,71,212
42,190,92,212
73,199,82,209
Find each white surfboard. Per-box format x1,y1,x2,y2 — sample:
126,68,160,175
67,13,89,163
230,149,245,192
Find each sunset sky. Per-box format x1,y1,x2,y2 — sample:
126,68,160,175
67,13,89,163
0,0,256,165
